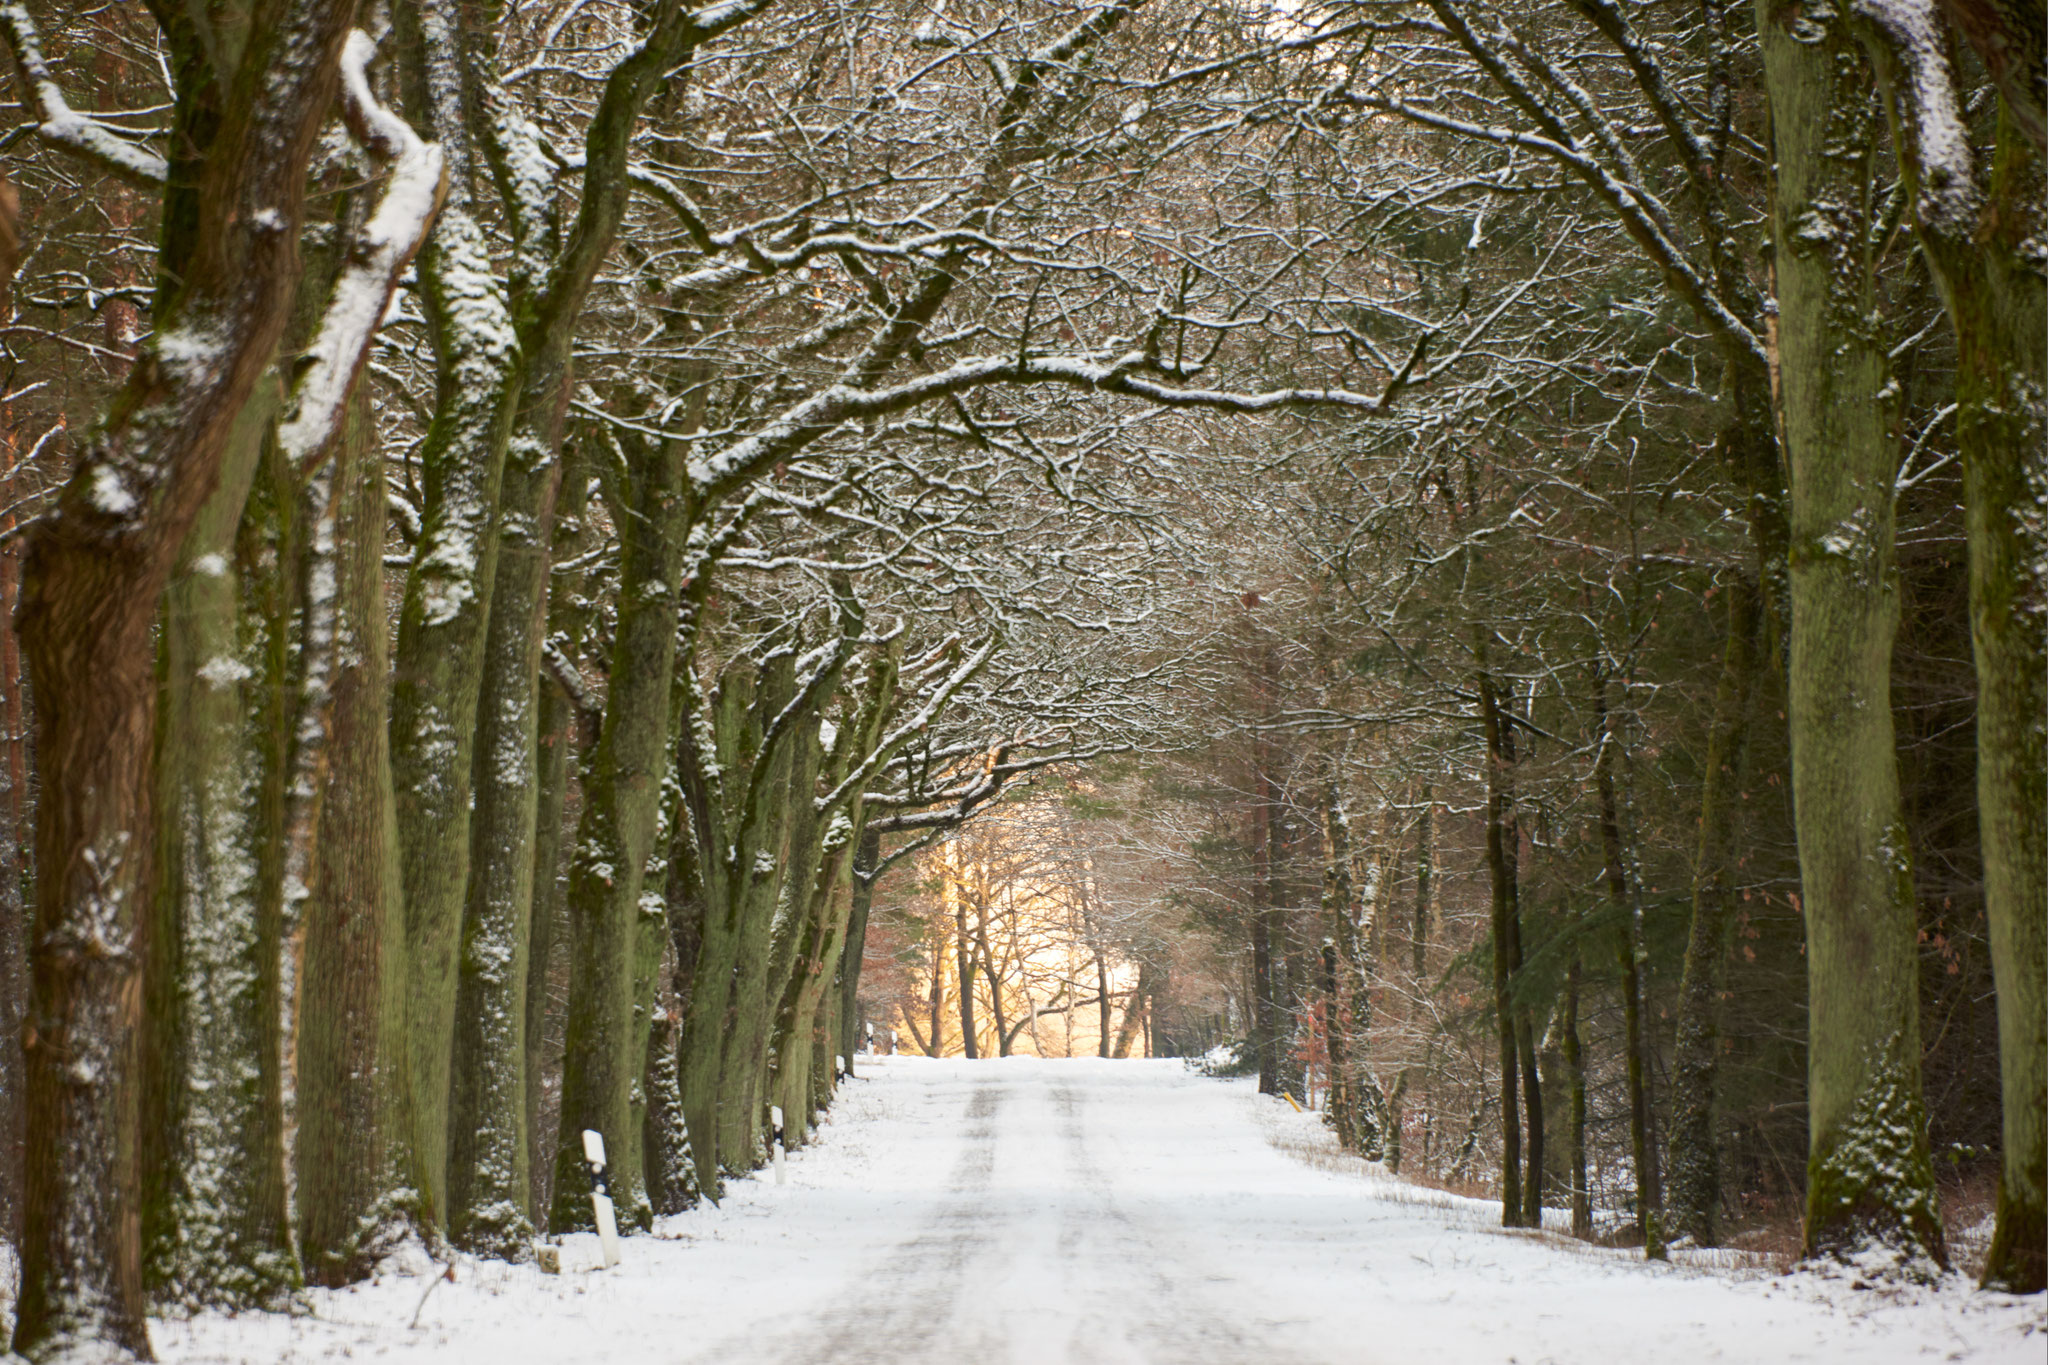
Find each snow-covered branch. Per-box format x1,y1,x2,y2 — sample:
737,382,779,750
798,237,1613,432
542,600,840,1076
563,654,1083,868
0,2,167,187
277,31,447,472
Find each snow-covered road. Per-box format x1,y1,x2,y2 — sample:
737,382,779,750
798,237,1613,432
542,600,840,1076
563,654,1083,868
158,1057,2043,1364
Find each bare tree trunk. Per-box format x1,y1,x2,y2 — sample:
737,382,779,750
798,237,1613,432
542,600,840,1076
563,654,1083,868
955,889,980,1060
1110,960,1157,1060
444,414,563,1254
1477,661,1523,1228
1096,948,1113,1060
641,998,696,1216
143,383,296,1309
385,0,525,1220
0,169,24,1282
1563,956,1590,1239
525,448,593,1226
1409,784,1433,982
1596,671,1663,1258
1668,576,1762,1247
837,830,881,1070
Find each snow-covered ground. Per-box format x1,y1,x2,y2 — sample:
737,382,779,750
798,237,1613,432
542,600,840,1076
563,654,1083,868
156,1056,2044,1364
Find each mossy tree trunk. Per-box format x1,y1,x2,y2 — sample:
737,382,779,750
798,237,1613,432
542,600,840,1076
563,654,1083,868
1950,122,2048,1294
13,3,359,1349
641,1000,696,1216
525,443,597,1223
296,393,415,1285
674,659,779,1189
1849,9,2046,1287
1757,0,1945,1270
145,383,297,1309
768,639,899,1144
713,617,867,1167
443,440,557,1253
446,0,707,1243
379,174,529,1245
836,828,882,1070
703,652,803,1174
548,429,695,1232
616,771,681,1230
443,380,575,1254
735,692,830,1144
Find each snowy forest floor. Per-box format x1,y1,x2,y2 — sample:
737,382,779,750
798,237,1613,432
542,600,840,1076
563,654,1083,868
156,1057,2045,1364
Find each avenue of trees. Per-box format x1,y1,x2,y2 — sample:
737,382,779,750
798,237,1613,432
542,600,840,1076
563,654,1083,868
0,0,2038,1356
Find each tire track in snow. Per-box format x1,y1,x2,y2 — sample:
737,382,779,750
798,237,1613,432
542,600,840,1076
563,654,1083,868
1049,1080,1320,1365
760,1081,1009,1363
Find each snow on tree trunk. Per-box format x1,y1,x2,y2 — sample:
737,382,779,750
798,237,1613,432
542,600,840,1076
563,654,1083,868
13,2,359,1352
770,646,896,1146
296,392,416,1285
444,416,562,1257
144,384,296,1310
550,430,694,1230
1847,1,2046,1287
385,196,521,1232
640,1004,696,1217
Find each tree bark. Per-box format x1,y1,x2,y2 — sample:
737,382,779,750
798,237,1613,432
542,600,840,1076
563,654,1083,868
1848,11,2046,1286
444,396,570,1254
955,878,980,1061
1757,0,1945,1268
673,648,795,1187
1095,948,1113,1061
549,432,693,1230
1563,955,1590,1239
1409,783,1433,982
1955,119,2048,1296
296,393,414,1285
1596,669,1663,1257
0,168,25,1296
1477,660,1523,1227
525,441,597,1224
837,829,882,1070
387,0,525,1229
145,384,295,1309
1667,575,1761,1247
709,654,813,1174
641,1004,696,1216
14,4,357,1353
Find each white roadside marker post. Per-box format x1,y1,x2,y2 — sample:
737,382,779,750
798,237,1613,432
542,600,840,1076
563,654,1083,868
770,1105,787,1185
582,1128,623,1269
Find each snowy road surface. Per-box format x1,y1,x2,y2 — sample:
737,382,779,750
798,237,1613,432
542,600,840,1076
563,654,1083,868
158,1057,2043,1364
